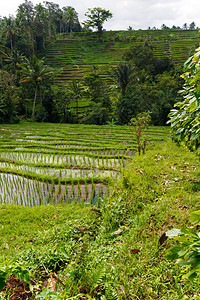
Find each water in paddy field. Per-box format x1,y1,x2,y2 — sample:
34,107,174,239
0,152,127,169
0,173,109,207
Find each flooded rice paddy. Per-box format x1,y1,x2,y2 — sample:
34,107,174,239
0,123,170,206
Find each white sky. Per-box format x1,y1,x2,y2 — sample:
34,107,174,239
1,0,200,30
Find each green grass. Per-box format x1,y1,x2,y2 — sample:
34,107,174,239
0,137,200,299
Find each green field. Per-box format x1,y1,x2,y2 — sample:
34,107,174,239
0,123,199,299
0,123,169,206
41,29,200,87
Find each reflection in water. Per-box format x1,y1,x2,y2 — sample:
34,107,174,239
0,173,109,206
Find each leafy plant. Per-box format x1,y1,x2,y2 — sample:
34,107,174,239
83,7,112,41
0,261,30,290
166,210,200,280
168,46,200,155
36,289,59,300
129,112,151,155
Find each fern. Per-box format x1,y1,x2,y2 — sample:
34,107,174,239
87,265,106,290
104,283,118,300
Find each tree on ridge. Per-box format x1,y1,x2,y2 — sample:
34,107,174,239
83,7,112,41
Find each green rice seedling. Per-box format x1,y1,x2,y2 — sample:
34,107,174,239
64,167,67,178
74,155,77,165
96,186,102,208
57,180,61,197
72,180,75,198
65,182,69,201
106,156,109,168
91,179,95,205
93,157,96,168
61,190,67,203
84,179,88,201
38,188,43,206
68,185,73,204
122,156,125,168
19,191,23,206
45,188,51,205
69,169,72,179
50,179,54,198
77,155,80,165
77,181,81,202
51,190,56,205
102,157,105,168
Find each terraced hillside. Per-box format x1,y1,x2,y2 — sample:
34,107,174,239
42,29,200,87
0,123,169,206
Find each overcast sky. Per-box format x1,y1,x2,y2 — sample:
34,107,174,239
1,0,200,30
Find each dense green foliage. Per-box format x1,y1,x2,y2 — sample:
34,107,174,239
168,46,200,155
166,211,200,281
83,7,112,41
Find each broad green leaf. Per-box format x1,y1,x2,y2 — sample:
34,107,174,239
190,210,200,224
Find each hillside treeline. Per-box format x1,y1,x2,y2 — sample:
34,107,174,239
0,1,185,125
0,0,82,55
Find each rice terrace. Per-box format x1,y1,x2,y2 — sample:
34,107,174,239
0,123,169,206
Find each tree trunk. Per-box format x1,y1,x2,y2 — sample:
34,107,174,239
76,97,78,118
31,84,38,121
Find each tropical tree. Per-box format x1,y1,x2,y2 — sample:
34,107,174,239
168,46,200,155
63,6,79,33
34,3,48,50
83,7,112,41
83,72,111,106
129,112,151,155
16,0,35,53
111,62,136,96
0,70,19,123
5,49,25,73
0,42,11,67
67,80,82,118
1,16,16,52
19,55,54,120
189,21,196,29
44,1,60,38
183,23,188,30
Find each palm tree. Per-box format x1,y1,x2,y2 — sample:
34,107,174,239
111,62,136,96
63,6,78,33
0,42,11,67
1,17,16,52
68,80,82,117
19,55,54,120
5,49,25,73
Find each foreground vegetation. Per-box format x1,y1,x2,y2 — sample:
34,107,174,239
0,125,199,298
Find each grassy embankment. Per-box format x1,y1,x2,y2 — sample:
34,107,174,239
0,124,199,298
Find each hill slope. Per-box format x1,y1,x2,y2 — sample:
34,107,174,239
42,29,200,87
